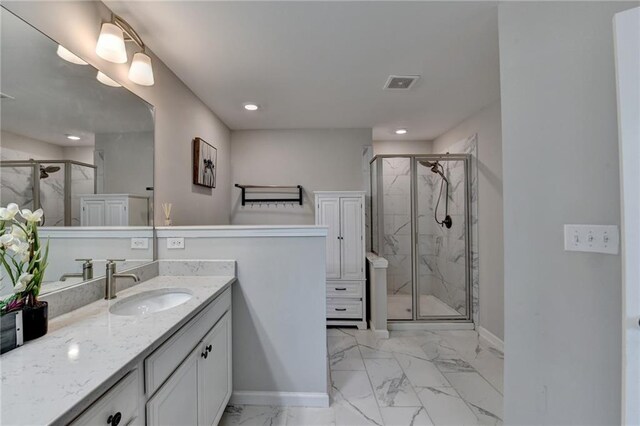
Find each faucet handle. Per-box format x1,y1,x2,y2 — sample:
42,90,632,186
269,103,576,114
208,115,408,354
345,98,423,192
106,259,126,264
75,258,93,263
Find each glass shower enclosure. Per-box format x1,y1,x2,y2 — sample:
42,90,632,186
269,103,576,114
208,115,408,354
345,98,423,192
370,154,472,322
0,160,96,226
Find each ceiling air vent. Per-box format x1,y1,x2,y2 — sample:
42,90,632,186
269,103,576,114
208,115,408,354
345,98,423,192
384,75,420,90
0,92,15,100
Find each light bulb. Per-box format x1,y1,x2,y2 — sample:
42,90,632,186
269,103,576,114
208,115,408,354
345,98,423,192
395,129,408,135
244,103,259,111
96,71,122,87
128,52,154,86
96,22,127,64
56,45,88,65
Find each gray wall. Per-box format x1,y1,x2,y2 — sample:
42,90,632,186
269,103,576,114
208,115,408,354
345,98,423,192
499,2,632,424
433,101,504,340
3,1,232,226
230,128,371,224
372,140,431,156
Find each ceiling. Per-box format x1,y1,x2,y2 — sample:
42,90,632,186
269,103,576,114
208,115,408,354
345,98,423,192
0,8,154,147
105,1,500,141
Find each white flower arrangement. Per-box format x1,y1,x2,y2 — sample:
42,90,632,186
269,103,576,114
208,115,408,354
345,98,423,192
0,203,49,313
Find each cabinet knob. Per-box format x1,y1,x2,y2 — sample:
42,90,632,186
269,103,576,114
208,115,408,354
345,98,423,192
201,351,208,359
107,412,122,426
206,344,212,353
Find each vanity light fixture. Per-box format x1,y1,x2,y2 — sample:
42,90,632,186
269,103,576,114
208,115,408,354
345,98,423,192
395,128,408,135
56,45,88,65
66,135,81,141
244,103,259,111
96,14,154,86
96,71,122,88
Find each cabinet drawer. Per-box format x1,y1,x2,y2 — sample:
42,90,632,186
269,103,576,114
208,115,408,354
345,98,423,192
326,281,362,298
145,288,231,396
327,299,363,319
71,370,140,426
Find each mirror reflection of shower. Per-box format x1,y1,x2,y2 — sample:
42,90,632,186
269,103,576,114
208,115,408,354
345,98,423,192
419,159,452,229
39,164,61,179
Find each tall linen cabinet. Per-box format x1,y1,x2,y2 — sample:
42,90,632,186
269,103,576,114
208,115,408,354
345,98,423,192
315,191,366,329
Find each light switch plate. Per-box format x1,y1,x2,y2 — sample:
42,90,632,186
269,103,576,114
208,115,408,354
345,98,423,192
166,237,185,249
564,224,619,254
131,237,149,250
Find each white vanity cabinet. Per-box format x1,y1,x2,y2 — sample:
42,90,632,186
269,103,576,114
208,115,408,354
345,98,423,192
80,194,149,226
315,191,367,329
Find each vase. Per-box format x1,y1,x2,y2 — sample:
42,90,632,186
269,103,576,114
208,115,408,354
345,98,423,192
164,218,172,226
22,301,48,341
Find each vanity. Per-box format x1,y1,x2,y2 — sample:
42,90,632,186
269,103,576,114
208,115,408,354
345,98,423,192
0,262,236,426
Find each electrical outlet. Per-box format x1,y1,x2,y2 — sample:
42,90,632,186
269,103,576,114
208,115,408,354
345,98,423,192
130,237,149,250
166,237,185,249
564,224,619,254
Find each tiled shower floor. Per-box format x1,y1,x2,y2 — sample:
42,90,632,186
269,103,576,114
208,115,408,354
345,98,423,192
220,328,504,425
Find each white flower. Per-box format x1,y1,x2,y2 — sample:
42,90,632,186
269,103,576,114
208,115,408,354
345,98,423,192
0,233,14,248
0,203,19,221
19,208,43,223
10,226,27,241
13,273,33,293
8,241,30,262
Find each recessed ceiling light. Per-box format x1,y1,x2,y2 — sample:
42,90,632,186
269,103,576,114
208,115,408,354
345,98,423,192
395,129,408,135
244,103,259,111
66,135,81,141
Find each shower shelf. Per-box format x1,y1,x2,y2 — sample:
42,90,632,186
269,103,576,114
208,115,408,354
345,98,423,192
234,184,303,206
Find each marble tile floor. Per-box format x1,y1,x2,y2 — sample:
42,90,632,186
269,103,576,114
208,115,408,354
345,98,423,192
387,294,463,320
220,328,503,426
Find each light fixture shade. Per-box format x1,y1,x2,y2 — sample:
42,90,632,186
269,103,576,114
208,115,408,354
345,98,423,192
128,52,154,86
57,45,88,65
96,22,127,63
96,71,122,87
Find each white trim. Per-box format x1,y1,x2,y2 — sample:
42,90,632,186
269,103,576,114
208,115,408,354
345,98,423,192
39,227,153,238
156,225,328,238
388,321,474,331
478,326,504,352
313,191,366,196
366,252,388,268
230,391,330,408
369,321,389,339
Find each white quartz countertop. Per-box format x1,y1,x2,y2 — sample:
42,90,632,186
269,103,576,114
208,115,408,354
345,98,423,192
0,274,235,426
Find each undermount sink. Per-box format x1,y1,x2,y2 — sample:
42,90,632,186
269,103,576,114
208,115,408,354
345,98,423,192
109,288,193,316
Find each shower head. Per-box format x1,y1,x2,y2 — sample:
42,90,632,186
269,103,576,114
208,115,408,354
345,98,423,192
39,165,61,179
419,160,448,183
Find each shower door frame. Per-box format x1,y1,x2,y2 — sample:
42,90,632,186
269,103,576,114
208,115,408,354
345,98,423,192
0,160,97,226
370,153,473,323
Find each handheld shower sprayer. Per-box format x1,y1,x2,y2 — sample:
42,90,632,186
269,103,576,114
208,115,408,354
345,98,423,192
419,160,452,229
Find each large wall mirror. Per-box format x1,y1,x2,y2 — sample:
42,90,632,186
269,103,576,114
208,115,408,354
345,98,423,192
0,6,155,296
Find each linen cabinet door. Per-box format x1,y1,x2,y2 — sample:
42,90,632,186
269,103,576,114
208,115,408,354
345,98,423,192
81,200,104,226
105,199,127,226
146,350,199,426
198,312,232,426
317,197,341,279
340,198,364,280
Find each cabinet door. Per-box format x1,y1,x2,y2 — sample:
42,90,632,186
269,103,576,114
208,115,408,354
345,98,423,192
81,200,105,226
197,312,232,426
105,199,127,226
146,350,199,426
317,198,341,279
340,198,364,280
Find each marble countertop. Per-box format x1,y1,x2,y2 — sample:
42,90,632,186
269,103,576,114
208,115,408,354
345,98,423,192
0,274,235,426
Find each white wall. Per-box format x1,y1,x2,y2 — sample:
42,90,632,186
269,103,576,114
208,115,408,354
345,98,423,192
157,227,328,406
94,131,153,195
499,3,632,424
3,1,232,226
230,129,371,225
1,130,64,160
372,140,431,156
432,101,503,340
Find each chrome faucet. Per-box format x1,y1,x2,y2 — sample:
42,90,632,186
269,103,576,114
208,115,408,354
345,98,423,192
60,259,94,281
105,259,140,300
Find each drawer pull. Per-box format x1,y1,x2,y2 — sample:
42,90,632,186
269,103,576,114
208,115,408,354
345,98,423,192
335,288,347,291
335,308,347,311
107,412,122,426
206,344,212,353
201,351,208,359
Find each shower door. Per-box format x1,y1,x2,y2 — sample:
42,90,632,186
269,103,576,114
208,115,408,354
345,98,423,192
414,155,471,320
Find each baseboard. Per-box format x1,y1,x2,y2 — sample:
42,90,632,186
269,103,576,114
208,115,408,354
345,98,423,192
388,321,474,331
230,391,330,408
478,326,504,352
369,321,389,339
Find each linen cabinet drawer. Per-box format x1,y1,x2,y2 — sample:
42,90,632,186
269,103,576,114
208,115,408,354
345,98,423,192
327,299,363,319
326,281,362,298
145,288,231,396
70,369,140,426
